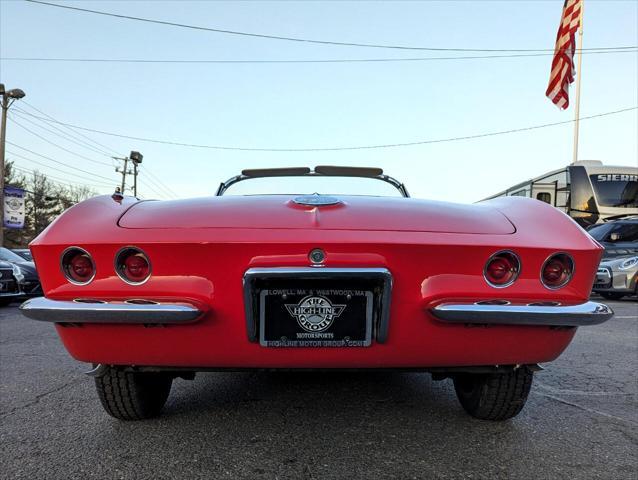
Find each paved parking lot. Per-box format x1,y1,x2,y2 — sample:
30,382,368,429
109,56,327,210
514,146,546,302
1,297,636,479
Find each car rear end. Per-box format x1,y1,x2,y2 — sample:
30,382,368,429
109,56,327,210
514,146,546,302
21,193,615,421
22,194,610,369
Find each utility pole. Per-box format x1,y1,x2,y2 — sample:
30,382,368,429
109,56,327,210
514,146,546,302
114,156,132,194
114,151,143,196
130,151,143,197
133,161,138,197
0,84,26,247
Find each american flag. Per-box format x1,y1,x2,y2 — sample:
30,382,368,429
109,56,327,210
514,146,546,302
546,0,583,109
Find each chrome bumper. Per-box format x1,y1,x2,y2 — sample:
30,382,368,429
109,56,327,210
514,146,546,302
431,301,613,327
20,297,203,324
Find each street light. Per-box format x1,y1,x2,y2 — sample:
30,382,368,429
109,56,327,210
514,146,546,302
1,84,27,246
2,88,26,100
130,151,143,164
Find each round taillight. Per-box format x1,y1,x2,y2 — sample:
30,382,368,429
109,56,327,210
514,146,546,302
484,251,520,288
541,253,574,289
115,247,151,284
61,247,95,285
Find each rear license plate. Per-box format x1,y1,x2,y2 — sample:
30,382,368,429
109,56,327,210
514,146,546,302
259,289,373,347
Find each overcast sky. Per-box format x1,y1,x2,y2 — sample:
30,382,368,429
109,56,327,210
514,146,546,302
1,0,636,202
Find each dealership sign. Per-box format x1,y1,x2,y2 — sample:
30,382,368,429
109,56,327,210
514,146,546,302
4,186,26,229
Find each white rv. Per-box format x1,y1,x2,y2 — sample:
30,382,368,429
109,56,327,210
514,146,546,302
484,161,638,227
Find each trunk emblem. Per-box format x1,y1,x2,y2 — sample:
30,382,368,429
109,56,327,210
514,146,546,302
309,248,326,264
293,195,341,206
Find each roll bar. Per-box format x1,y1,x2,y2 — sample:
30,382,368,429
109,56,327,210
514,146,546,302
215,165,409,197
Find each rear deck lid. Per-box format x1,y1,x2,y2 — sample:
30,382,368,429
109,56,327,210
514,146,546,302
119,195,515,234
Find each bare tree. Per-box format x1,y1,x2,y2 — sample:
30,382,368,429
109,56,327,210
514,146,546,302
3,161,98,247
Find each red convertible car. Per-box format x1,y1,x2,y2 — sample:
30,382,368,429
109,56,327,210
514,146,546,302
21,166,613,421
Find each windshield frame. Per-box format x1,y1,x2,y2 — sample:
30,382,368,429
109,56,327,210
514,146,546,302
216,166,410,197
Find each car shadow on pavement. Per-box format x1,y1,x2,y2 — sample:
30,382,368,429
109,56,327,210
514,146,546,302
164,370,462,421
90,371,534,476
87,370,635,479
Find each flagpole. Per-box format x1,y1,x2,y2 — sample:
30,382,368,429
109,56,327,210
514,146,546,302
571,0,585,164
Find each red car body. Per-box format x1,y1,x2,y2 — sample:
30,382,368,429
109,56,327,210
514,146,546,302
21,167,613,420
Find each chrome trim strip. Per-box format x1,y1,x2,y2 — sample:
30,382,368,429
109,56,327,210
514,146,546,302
19,297,203,324
431,301,613,327
243,267,393,343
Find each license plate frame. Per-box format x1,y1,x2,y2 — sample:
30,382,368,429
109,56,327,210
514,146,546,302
259,289,373,347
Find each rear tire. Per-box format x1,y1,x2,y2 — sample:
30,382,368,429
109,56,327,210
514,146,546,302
453,368,533,421
95,366,173,420
599,292,625,300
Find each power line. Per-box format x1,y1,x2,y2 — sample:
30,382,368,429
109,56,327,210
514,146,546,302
140,173,177,199
9,106,637,152
135,177,162,198
10,165,96,197
8,152,115,188
7,116,114,166
137,177,170,199
18,101,124,157
141,167,179,198
12,165,82,189
7,152,115,188
11,164,110,190
9,109,115,158
2,49,637,64
5,142,118,182
13,104,116,157
14,102,179,197
24,1,637,53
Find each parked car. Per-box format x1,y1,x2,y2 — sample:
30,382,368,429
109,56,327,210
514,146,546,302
0,260,22,306
0,247,42,298
12,248,33,261
593,256,638,300
587,216,638,259
20,166,613,421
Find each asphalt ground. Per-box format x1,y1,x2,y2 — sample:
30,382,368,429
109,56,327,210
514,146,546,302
1,297,636,480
